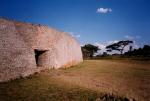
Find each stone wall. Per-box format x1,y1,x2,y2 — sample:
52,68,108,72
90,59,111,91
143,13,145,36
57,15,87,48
0,18,83,82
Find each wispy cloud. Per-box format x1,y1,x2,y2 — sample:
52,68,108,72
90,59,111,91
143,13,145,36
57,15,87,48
68,32,81,38
125,35,134,40
107,40,119,44
76,34,81,38
125,35,141,40
96,8,112,14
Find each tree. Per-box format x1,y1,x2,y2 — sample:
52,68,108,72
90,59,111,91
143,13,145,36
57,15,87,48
81,44,100,58
106,40,133,55
124,45,150,57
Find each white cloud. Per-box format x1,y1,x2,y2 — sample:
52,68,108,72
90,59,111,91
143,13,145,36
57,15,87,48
94,42,106,55
125,35,141,40
76,34,81,38
123,41,139,53
125,35,134,40
68,32,81,38
132,41,139,49
107,40,119,44
94,42,106,49
96,8,112,14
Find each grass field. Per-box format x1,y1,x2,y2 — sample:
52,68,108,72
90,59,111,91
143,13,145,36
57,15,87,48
0,60,150,101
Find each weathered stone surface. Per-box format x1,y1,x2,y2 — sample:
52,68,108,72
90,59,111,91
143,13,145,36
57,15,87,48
0,18,83,82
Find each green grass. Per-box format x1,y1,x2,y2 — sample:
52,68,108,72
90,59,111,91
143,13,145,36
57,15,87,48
0,60,150,101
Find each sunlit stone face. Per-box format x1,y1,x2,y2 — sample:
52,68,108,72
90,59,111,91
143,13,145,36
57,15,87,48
0,18,83,82
0,25,7,29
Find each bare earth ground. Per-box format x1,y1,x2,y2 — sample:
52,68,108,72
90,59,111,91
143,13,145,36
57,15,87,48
0,60,150,101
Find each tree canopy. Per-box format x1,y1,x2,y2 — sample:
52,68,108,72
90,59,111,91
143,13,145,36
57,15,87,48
81,44,100,58
106,40,133,55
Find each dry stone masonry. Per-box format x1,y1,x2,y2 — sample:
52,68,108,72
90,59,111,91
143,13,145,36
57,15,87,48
0,18,83,82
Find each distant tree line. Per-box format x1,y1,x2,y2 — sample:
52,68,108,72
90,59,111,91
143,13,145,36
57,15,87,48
124,45,150,57
81,40,150,59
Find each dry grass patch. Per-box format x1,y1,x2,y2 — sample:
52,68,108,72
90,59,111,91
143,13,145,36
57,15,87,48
0,60,149,101
54,60,150,101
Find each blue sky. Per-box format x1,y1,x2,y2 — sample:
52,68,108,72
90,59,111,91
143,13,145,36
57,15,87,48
0,0,150,50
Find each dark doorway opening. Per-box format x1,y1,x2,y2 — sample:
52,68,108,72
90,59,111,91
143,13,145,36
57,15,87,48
34,49,47,66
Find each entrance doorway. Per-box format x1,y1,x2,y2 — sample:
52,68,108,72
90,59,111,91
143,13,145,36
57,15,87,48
34,49,48,66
